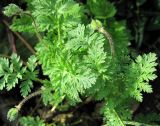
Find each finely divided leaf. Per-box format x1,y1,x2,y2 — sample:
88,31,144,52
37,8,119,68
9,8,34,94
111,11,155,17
3,4,22,16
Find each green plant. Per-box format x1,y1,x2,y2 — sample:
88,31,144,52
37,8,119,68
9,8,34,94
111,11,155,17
19,116,45,126
2,0,159,125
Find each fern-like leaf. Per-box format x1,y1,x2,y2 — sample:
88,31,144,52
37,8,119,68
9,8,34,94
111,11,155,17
87,0,116,19
19,116,45,126
0,54,25,91
7,108,19,121
102,104,125,126
126,53,157,102
20,55,38,97
3,4,22,16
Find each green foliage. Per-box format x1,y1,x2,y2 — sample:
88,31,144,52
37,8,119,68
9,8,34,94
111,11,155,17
20,55,38,97
7,108,19,121
87,0,116,19
91,19,102,30
0,54,25,90
2,0,159,125
11,15,35,33
102,104,125,126
0,54,37,97
36,24,107,101
6,0,84,32
3,4,22,16
19,116,45,126
41,82,54,106
126,53,157,102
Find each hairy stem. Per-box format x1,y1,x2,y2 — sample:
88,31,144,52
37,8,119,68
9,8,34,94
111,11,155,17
35,78,45,84
15,79,47,111
15,90,42,111
98,27,115,57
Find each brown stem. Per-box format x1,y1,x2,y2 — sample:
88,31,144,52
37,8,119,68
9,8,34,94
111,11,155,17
3,20,36,54
15,90,42,111
7,29,17,53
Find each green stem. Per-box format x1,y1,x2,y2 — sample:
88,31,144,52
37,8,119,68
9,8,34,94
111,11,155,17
35,78,45,84
23,11,42,41
51,95,65,112
58,20,62,48
112,109,125,126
